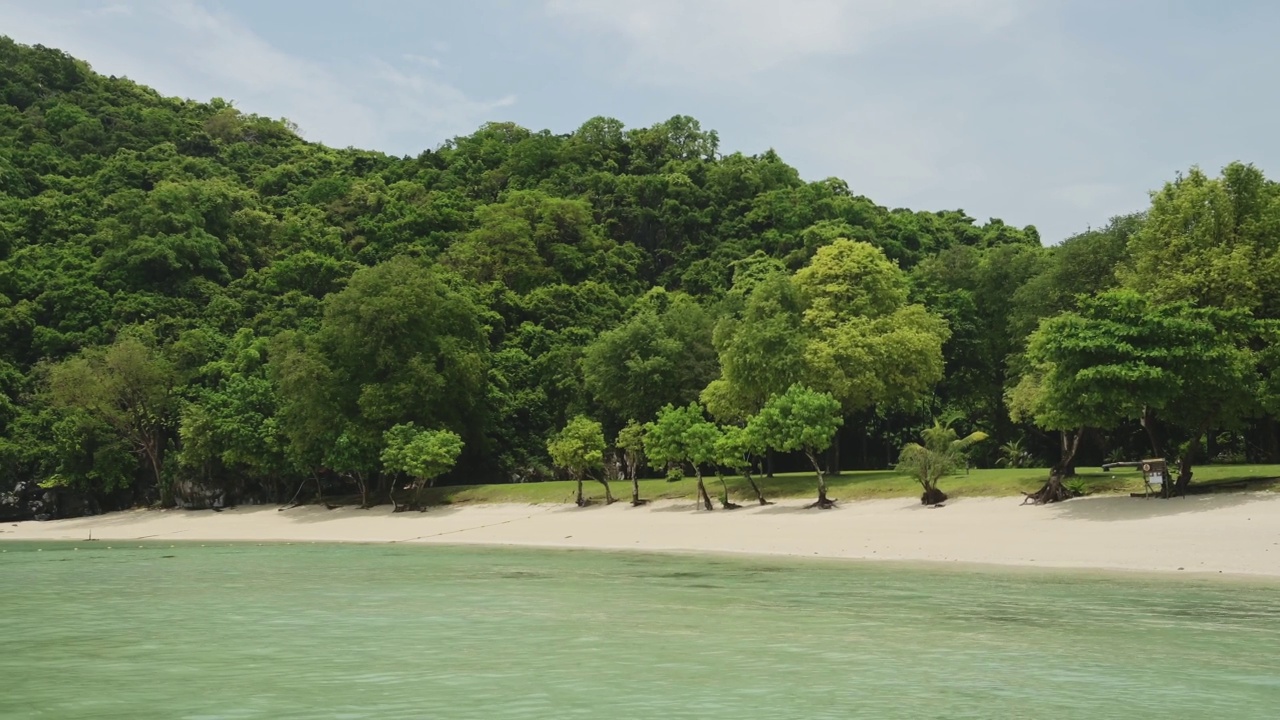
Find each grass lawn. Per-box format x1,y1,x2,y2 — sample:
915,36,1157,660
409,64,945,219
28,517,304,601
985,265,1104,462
418,464,1280,507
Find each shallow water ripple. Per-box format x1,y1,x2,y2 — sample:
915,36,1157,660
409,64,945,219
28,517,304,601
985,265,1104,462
2,543,1278,719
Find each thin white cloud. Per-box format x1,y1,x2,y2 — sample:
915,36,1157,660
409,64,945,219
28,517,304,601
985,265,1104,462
546,0,1021,87
545,0,1152,241
403,53,444,70
85,3,131,17
1052,183,1126,212
370,59,516,143
783,100,957,199
0,0,512,154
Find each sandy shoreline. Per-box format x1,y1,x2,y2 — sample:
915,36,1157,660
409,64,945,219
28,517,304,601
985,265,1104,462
4,493,1280,576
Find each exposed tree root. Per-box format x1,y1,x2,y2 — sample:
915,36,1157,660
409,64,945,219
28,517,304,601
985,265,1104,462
1020,474,1079,505
805,488,838,509
919,487,948,506
1022,433,1086,505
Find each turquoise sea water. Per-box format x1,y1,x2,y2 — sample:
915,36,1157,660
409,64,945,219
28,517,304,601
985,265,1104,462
2,542,1278,719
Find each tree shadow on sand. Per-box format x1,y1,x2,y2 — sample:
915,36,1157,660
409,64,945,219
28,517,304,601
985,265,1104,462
1044,486,1278,523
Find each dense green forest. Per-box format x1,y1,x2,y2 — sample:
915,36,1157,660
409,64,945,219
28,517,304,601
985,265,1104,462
1,38,1278,519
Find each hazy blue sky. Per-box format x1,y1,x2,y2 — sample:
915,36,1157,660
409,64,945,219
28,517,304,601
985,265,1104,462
2,0,1277,243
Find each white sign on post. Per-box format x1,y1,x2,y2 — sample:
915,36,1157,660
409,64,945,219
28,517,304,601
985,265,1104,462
1141,459,1166,494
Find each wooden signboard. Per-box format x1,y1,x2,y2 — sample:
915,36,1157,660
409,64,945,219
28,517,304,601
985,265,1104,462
1141,458,1166,493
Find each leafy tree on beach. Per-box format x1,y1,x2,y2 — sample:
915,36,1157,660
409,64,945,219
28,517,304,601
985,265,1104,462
795,239,949,471
749,385,843,508
381,423,464,511
615,420,647,506
582,289,718,427
547,415,610,506
4,36,1280,519
1010,289,1257,501
326,428,380,509
895,420,988,505
644,403,720,511
702,272,808,423
713,423,771,506
46,333,177,504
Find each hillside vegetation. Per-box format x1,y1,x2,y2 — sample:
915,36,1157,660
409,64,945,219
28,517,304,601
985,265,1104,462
1,38,1277,518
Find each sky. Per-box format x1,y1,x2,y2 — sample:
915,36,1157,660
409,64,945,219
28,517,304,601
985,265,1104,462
2,0,1278,244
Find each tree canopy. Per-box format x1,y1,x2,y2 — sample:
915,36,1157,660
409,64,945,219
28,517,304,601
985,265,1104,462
1,37,1277,519
547,415,609,505
750,385,844,508
381,423,464,510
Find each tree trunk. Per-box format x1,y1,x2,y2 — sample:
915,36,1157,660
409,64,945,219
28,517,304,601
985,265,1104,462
389,480,402,512
1058,430,1078,477
144,438,168,507
1141,407,1164,459
1264,416,1280,463
804,451,836,509
743,471,771,505
765,449,774,478
830,428,842,476
1023,429,1084,504
1172,428,1206,497
281,473,314,511
355,472,369,509
314,472,336,510
716,476,741,509
575,476,585,507
411,477,429,511
596,476,615,504
694,469,713,511
631,475,645,506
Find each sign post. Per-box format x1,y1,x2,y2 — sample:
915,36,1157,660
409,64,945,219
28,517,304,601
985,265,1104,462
1140,459,1167,497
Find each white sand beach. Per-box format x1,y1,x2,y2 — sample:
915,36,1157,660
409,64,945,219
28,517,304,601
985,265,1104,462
4,494,1280,576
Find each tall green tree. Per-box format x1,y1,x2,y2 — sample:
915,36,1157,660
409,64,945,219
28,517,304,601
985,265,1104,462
713,423,770,506
703,272,808,422
546,415,610,506
644,403,720,511
750,385,843,508
47,333,177,504
1121,163,1280,315
381,423,464,511
271,256,490,483
1118,164,1280,463
326,428,380,509
1010,290,1258,500
176,330,293,504
615,420,647,506
582,289,717,426
795,239,949,471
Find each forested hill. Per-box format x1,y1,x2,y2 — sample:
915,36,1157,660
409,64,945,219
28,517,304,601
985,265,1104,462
2,37,1277,519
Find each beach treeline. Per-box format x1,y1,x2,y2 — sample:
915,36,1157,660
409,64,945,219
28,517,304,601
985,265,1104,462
1,38,1278,518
